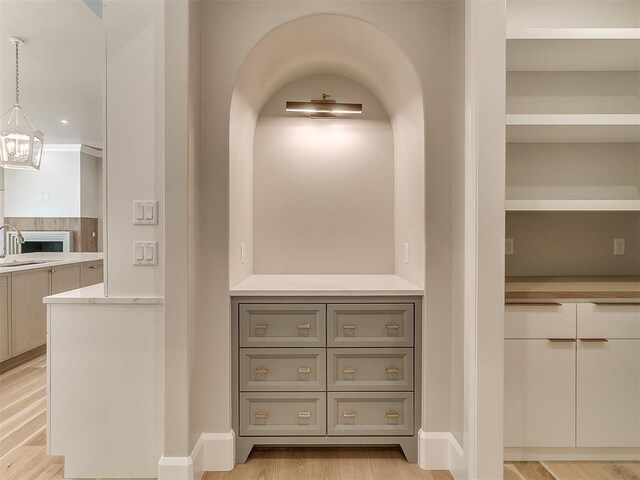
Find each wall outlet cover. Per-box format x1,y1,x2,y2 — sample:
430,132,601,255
614,238,625,256
505,238,514,256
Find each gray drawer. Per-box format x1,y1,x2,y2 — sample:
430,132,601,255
240,392,326,436
240,348,326,391
328,392,414,436
327,348,413,391
327,304,413,347
240,304,326,347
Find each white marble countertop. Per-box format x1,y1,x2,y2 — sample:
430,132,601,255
0,252,103,274
44,283,164,305
230,274,424,296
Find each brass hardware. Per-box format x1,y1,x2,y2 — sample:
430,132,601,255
548,338,576,343
255,368,269,374
386,367,400,374
385,411,399,418
298,323,311,329
254,411,268,419
343,368,356,374
254,324,268,330
50,268,56,273
298,367,311,374
89,265,102,269
342,324,356,330
343,411,356,418
507,302,562,306
298,411,311,418
385,324,400,330
580,338,609,343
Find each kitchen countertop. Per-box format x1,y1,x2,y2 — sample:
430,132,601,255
230,274,424,296
505,276,640,301
0,252,103,274
44,283,163,305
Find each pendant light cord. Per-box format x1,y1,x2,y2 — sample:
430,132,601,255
15,40,19,106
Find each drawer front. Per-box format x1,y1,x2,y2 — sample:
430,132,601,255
505,303,576,339
240,392,326,436
327,304,413,347
328,392,413,436
577,303,640,339
240,304,326,347
327,348,413,391
240,348,326,391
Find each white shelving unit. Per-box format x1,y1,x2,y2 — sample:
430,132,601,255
506,200,640,212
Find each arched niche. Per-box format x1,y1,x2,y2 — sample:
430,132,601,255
230,14,425,288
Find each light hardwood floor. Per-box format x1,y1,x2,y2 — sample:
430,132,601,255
1,355,638,480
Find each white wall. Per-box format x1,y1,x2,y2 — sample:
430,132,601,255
80,151,103,218
253,74,394,274
105,0,164,298
5,150,82,218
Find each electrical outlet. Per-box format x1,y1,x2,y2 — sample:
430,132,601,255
614,238,625,256
505,238,514,256
404,243,410,264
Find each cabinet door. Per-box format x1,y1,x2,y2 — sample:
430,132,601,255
51,265,81,295
0,275,10,361
504,339,576,447
11,269,50,355
80,261,104,287
577,339,640,447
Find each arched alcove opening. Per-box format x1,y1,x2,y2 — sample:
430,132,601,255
229,13,425,288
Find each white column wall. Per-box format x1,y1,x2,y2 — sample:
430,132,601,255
105,0,164,298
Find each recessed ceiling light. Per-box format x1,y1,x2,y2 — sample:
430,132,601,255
60,120,69,124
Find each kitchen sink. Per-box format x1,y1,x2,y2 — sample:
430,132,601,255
0,260,50,267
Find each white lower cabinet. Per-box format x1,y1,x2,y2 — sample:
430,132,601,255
577,339,640,447
504,339,576,447
505,302,640,450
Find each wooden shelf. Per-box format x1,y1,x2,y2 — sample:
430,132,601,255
507,29,640,71
506,200,640,212
506,114,640,143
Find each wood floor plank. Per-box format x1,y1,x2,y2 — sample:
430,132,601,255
0,397,46,441
511,461,557,480
0,413,45,459
0,386,46,424
505,464,527,480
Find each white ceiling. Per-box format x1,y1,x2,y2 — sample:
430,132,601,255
0,0,103,147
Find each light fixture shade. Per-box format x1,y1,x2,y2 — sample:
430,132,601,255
285,94,362,119
0,105,44,170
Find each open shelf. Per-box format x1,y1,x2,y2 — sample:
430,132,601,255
507,28,640,71
506,114,640,143
506,200,640,212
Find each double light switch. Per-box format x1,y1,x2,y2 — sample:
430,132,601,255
133,200,159,266
133,201,158,225
133,241,158,266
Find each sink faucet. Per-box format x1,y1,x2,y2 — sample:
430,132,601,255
0,224,25,258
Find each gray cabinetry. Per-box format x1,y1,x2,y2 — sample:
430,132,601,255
233,297,421,465
0,275,10,361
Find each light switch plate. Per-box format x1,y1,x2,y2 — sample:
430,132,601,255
614,238,625,256
133,201,159,225
133,241,158,265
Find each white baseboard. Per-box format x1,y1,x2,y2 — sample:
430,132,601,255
418,430,465,479
158,430,235,480
505,446,640,461
157,456,193,480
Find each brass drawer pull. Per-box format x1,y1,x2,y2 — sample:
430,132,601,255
385,324,400,330
580,338,609,343
298,411,311,418
343,367,356,374
298,367,311,374
386,411,399,418
255,367,269,375
254,324,268,330
548,338,576,343
343,411,356,418
506,302,562,306
594,302,640,306
386,367,400,374
298,323,311,329
89,265,103,269
343,324,356,330
254,411,268,419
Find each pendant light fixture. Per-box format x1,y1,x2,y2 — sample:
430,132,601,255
0,36,44,170
286,93,362,119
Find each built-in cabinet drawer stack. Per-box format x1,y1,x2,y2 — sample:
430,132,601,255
504,302,640,450
237,303,415,439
